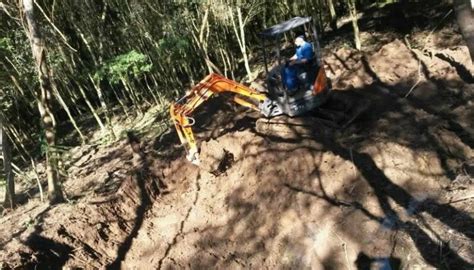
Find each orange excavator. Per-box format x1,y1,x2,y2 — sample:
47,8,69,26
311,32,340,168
170,17,330,164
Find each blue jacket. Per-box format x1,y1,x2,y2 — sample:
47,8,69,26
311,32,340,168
296,41,314,61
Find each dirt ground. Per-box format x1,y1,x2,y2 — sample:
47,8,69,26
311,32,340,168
1,15,474,270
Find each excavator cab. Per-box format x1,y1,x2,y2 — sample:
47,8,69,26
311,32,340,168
259,16,330,117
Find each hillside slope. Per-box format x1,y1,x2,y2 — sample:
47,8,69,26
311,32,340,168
1,23,473,270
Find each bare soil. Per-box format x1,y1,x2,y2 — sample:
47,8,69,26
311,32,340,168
1,21,473,270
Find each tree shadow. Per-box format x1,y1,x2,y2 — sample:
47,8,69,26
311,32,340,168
12,206,77,269
355,252,401,270
169,71,473,268
24,234,74,269
434,52,474,84
323,0,453,50
0,205,51,251
360,54,473,176
317,137,473,268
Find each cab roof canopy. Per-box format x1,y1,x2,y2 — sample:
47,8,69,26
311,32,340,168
259,16,312,38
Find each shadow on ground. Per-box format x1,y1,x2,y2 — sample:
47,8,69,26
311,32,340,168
166,36,473,268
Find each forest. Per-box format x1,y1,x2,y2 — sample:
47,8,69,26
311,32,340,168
1,0,473,269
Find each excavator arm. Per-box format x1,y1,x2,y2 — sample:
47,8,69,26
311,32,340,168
170,73,267,164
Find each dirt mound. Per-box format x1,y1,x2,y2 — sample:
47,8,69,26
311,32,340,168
0,135,165,268
325,47,374,89
1,29,473,269
200,139,235,175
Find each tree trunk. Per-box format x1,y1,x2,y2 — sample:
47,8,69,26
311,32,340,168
53,86,86,144
77,83,107,131
328,0,338,31
1,121,15,209
230,7,253,81
237,7,253,81
454,0,474,62
88,74,116,140
348,0,361,50
190,8,213,74
23,0,64,204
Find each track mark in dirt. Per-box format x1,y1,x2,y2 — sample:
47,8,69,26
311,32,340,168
107,132,161,269
157,173,202,269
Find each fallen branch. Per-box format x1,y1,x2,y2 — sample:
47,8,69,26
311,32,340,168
444,194,474,205
403,9,453,98
328,229,353,270
404,56,423,98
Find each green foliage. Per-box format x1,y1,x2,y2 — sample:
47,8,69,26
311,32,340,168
38,131,70,157
38,132,48,157
0,89,14,112
0,38,13,52
48,50,67,70
157,35,191,63
94,50,152,83
22,216,36,228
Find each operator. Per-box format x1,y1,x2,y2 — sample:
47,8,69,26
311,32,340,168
283,35,314,92
289,35,314,67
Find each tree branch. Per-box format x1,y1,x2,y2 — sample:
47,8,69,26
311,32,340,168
33,0,77,52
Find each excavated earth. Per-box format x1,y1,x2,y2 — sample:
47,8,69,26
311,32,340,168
1,29,474,269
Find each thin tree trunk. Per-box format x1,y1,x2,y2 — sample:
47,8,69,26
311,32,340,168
77,83,106,131
88,74,116,139
191,8,217,74
237,7,253,81
200,8,213,74
328,0,337,31
23,0,64,204
1,121,15,209
6,125,30,164
109,82,130,118
52,86,86,144
190,10,207,72
120,76,144,115
230,7,253,81
31,158,44,202
143,75,159,105
454,0,474,62
348,0,361,50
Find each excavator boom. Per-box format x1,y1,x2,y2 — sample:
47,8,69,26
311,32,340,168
170,73,267,163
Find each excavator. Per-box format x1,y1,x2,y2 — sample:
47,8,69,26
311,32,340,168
170,17,330,164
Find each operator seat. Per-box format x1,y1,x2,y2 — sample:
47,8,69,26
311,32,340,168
297,58,319,90
304,56,320,88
